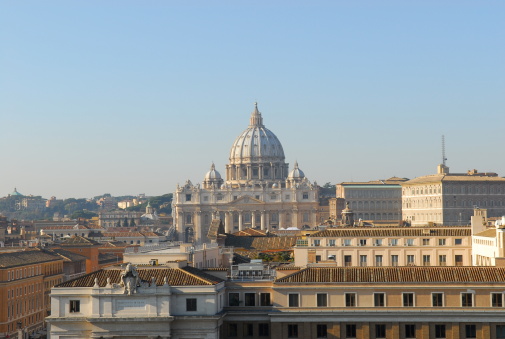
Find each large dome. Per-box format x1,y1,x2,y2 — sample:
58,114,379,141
229,103,285,165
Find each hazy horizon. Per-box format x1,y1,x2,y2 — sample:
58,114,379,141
1,1,504,199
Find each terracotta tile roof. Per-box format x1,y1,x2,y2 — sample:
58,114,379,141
275,266,505,283
43,248,88,262
340,178,408,185
57,265,223,287
474,229,497,238
225,235,299,250
41,225,89,230
0,250,62,268
404,173,505,185
232,228,268,237
310,227,470,238
60,235,99,246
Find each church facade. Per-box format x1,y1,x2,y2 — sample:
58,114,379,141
172,104,320,244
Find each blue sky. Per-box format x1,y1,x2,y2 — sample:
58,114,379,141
1,1,504,199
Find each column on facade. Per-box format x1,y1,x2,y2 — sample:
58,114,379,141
279,211,284,229
265,211,270,232
251,211,257,229
312,209,317,227
177,211,184,236
259,165,263,180
292,209,299,228
260,211,266,230
224,212,232,234
238,211,243,231
194,211,202,244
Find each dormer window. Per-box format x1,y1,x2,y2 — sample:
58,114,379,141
185,194,192,202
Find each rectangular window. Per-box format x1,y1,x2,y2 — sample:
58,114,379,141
423,255,431,266
259,323,269,337
288,293,299,307
439,255,447,266
314,239,321,246
407,255,415,265
303,213,309,222
462,293,473,307
435,324,446,338
403,293,414,307
343,239,352,246
245,293,256,306
229,293,240,306
374,239,383,246
359,239,367,246
375,324,386,338
359,255,367,267
455,238,462,245
317,293,327,307
328,239,336,247
455,255,463,266
186,298,197,311
465,324,476,338
405,324,416,338
69,300,80,313
497,325,505,339
492,293,503,307
244,323,254,337
422,238,430,246
439,238,446,246
185,194,192,201
260,293,271,306
303,192,309,199
375,255,383,267
229,324,238,337
288,324,298,338
316,324,327,338
391,255,399,267
346,324,357,338
344,255,352,266
406,239,414,246
390,239,398,246
432,293,444,307
374,293,385,307
345,293,356,307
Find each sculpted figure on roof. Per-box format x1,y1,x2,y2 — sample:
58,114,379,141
120,263,141,295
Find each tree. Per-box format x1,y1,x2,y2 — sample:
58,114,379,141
123,217,129,227
69,210,98,220
130,218,136,227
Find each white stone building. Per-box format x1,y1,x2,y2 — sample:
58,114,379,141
172,104,320,244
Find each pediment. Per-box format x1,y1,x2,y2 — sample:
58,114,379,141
229,195,265,205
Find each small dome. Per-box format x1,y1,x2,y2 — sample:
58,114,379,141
10,188,23,196
204,163,222,180
288,161,305,179
272,183,279,188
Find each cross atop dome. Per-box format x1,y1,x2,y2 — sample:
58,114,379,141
249,102,264,127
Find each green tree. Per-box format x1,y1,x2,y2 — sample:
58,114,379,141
69,210,98,220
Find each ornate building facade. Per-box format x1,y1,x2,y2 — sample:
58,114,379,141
173,104,320,244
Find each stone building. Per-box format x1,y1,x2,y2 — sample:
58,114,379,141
173,104,320,244
335,177,407,223
401,165,505,226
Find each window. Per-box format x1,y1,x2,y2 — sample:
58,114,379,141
288,324,298,338
245,293,255,306
359,255,367,267
422,238,430,246
185,214,192,224
186,298,197,311
317,293,327,307
328,239,336,247
314,239,321,247
359,239,367,246
405,324,416,338
228,293,240,306
374,239,383,246
439,255,447,266
439,238,446,246
465,324,476,338
374,293,385,307
390,239,398,246
345,293,356,307
244,323,254,337
346,324,357,338
406,239,414,246
407,255,415,265
288,293,299,307
462,293,473,307
435,324,446,338
185,194,192,201
260,293,271,306
302,192,309,199
492,293,503,307
455,255,463,266
403,293,414,307
343,239,352,246
375,324,386,338
344,255,352,266
316,324,327,338
259,323,269,337
375,255,383,267
423,255,431,266
455,238,462,245
432,293,444,307
303,213,309,222
69,300,80,313
391,255,399,267
229,324,238,337
497,325,505,339
285,194,290,200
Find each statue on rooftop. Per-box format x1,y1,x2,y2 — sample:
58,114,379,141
120,263,141,295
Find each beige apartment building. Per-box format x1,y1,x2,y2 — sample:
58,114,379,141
293,227,471,267
335,177,407,223
402,165,505,226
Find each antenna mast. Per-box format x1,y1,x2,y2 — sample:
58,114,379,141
442,135,447,166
